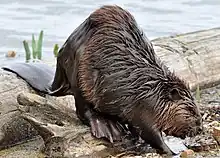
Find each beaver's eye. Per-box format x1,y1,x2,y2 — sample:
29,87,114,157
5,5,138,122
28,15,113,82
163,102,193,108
169,88,182,101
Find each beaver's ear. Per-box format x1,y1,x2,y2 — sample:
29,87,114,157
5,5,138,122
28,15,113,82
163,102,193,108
169,88,182,101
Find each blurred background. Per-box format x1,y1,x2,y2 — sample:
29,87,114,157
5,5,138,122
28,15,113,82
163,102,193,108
0,0,219,66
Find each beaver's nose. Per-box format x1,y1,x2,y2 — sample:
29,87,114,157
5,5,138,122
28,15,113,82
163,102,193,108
197,126,203,133
196,117,202,126
195,117,203,134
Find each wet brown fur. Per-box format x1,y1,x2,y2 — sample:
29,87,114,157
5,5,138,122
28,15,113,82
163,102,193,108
50,5,202,154
77,5,202,138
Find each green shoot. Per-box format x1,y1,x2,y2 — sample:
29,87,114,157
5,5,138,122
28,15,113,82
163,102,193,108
23,40,31,62
32,34,37,59
53,44,59,57
36,30,43,60
196,85,201,103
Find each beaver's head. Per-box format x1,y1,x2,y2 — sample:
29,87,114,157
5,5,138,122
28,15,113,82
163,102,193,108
152,80,203,139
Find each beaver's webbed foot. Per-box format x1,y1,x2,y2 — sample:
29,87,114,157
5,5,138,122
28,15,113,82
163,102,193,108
74,89,127,143
85,110,126,143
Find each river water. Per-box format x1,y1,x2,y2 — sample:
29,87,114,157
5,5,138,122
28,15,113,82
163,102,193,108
0,0,220,66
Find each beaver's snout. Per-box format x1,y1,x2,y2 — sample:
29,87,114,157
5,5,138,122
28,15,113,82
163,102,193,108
195,117,203,134
197,126,203,134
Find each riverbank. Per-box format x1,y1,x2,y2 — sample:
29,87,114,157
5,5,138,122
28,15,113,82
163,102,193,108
0,27,220,158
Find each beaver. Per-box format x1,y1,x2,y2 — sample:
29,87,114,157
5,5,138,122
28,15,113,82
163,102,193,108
2,5,202,155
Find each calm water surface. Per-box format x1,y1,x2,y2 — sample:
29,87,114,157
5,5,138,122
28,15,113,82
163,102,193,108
0,0,220,66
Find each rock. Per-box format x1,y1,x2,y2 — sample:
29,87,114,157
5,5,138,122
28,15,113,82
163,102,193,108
6,51,16,58
213,127,220,144
208,121,220,127
180,149,194,157
143,153,162,158
184,134,218,152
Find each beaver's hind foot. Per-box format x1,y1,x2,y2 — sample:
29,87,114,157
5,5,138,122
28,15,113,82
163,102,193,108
86,110,126,143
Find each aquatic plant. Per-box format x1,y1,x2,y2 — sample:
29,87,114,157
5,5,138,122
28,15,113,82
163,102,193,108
23,40,31,61
23,30,59,62
196,85,201,103
23,30,44,62
53,44,59,57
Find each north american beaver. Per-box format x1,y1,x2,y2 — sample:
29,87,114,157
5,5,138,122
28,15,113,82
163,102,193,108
2,5,202,155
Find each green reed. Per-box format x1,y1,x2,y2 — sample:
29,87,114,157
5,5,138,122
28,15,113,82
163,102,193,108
23,30,44,62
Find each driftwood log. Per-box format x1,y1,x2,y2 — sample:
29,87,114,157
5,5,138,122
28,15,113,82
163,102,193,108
0,27,220,157
153,27,220,91
17,92,123,157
